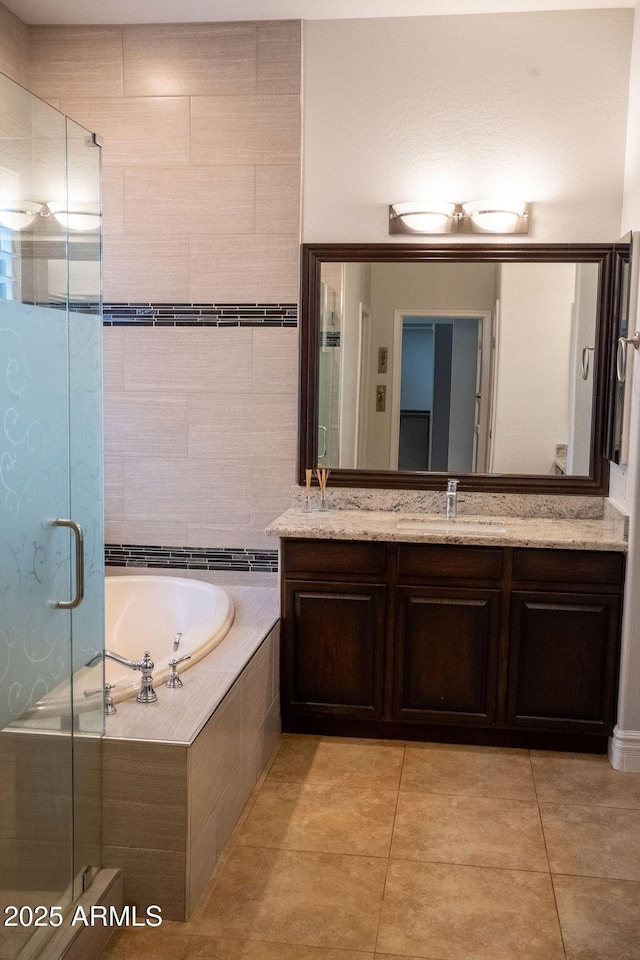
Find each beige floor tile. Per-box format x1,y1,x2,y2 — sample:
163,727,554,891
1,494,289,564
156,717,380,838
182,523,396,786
401,742,537,800
239,781,398,857
540,803,640,880
531,751,640,809
195,845,388,951
98,927,193,959
267,735,405,789
188,938,373,959
391,791,549,872
377,859,565,960
553,874,640,960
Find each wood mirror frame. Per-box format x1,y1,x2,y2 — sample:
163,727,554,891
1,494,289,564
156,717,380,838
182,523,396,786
298,242,628,495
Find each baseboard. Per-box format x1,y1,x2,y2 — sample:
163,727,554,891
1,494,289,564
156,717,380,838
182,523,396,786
608,726,640,771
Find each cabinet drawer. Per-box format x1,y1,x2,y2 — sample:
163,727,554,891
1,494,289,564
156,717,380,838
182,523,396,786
283,539,386,578
513,549,624,587
398,544,503,581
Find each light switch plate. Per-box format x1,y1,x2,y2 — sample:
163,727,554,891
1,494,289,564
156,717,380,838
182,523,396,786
376,385,386,412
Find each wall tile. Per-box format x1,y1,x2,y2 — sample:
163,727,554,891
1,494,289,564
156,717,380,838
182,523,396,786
190,235,299,301
189,394,296,460
105,519,188,547
188,804,218,917
102,740,187,852
105,393,188,458
123,328,253,395
124,165,255,236
257,20,301,95
191,95,300,165
123,22,257,97
102,165,125,237
255,165,300,234
189,686,241,839
101,845,186,920
186,525,274,551
103,327,124,392
104,456,124,522
0,2,29,87
251,455,296,529
103,236,190,301
55,97,190,165
252,327,299,395
123,458,251,525
28,27,124,100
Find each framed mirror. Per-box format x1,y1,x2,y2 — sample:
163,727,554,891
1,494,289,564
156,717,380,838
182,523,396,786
299,242,628,495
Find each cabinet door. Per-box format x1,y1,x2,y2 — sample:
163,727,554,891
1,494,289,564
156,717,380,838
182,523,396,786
507,591,620,732
282,580,387,718
394,587,501,725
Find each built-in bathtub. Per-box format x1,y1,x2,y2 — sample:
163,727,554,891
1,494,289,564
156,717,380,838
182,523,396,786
100,576,281,921
103,575,235,702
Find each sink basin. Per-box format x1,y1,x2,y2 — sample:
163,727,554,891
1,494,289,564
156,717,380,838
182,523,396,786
396,519,507,535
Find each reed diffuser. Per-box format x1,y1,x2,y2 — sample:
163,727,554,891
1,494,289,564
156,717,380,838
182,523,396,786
302,468,313,512
316,467,330,511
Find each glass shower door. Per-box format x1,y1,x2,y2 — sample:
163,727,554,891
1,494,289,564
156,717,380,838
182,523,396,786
0,77,103,960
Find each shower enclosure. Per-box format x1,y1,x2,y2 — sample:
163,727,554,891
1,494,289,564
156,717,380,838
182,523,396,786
0,73,104,959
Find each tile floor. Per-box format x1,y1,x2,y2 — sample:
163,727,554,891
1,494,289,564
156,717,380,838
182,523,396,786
100,735,640,960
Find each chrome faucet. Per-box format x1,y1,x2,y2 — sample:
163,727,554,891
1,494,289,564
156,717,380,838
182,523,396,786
445,479,459,520
85,649,158,704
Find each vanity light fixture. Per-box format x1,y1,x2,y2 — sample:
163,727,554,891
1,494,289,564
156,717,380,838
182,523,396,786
389,199,529,235
461,199,529,234
47,201,102,232
389,201,457,234
0,200,45,231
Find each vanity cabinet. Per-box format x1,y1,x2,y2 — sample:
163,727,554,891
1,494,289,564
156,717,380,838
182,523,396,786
281,540,387,719
280,539,625,751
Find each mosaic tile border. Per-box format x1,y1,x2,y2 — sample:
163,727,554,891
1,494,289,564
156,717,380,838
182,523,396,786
103,302,298,327
105,543,278,573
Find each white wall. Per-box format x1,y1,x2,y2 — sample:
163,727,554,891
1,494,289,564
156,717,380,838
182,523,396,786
610,2,640,763
492,262,575,474
303,10,632,243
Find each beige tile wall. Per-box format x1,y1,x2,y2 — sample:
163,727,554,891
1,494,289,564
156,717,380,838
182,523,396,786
0,1,28,87
28,20,301,551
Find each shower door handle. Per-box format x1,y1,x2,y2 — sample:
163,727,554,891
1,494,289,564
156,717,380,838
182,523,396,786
53,518,85,609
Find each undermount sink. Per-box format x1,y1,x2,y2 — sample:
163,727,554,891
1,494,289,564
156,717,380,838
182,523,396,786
396,518,508,535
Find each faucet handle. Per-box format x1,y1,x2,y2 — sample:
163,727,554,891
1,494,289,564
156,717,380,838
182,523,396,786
166,655,191,689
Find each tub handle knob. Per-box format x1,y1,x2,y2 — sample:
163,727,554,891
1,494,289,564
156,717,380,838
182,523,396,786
166,655,191,689
84,682,117,716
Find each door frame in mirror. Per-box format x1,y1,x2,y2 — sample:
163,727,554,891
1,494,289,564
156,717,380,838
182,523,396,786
299,242,624,495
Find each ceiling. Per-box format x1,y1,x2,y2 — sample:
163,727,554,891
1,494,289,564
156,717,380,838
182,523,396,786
3,0,635,25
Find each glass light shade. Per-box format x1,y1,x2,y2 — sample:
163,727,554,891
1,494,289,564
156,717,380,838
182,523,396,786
0,201,44,231
47,201,101,232
462,200,528,233
391,201,456,234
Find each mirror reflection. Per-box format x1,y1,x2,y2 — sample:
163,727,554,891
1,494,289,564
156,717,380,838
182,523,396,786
318,260,599,477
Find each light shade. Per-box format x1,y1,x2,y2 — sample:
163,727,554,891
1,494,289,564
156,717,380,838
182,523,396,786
462,200,528,234
0,201,45,231
390,201,456,234
47,201,102,232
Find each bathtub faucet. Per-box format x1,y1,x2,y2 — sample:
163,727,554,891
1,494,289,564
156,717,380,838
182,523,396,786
85,649,158,704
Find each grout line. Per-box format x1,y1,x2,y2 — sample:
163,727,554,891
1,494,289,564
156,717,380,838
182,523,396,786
530,749,568,960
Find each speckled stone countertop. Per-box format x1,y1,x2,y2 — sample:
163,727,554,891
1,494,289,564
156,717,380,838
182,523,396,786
266,508,627,552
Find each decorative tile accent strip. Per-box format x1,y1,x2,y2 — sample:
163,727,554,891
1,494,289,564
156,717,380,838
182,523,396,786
105,543,279,573
103,302,298,327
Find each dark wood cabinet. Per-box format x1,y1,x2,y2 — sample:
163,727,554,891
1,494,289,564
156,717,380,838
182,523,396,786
394,587,501,724
283,580,386,718
507,591,620,732
280,538,625,751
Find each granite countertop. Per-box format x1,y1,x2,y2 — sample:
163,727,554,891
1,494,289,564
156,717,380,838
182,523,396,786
266,508,628,552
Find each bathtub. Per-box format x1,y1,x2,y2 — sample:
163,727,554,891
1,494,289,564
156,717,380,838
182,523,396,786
34,576,234,715
103,576,235,702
